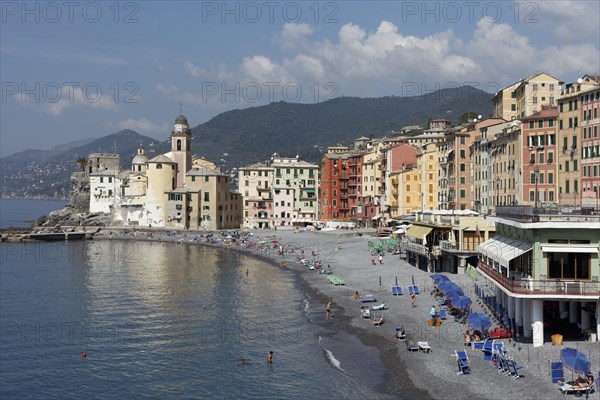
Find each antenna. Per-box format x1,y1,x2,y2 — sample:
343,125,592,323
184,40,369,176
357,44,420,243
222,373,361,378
179,102,183,114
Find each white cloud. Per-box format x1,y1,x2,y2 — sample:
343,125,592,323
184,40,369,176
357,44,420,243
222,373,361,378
15,85,120,116
173,18,599,104
111,118,168,134
523,1,600,41
280,22,314,49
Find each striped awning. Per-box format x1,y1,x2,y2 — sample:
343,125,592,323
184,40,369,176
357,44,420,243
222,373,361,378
478,236,532,268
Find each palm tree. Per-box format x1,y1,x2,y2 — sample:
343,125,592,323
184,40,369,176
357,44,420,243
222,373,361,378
76,156,88,171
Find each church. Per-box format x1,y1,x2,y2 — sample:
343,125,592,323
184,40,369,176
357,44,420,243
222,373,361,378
88,113,242,230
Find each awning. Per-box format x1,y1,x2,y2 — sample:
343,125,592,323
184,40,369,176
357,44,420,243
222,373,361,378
541,245,598,254
478,235,532,268
306,189,315,194
405,225,433,240
372,214,382,220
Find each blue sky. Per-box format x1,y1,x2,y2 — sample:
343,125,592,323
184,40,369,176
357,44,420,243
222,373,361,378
1,0,599,156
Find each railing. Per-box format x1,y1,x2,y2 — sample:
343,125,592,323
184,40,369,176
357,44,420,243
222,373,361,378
477,260,600,296
495,205,600,222
400,240,429,256
438,240,479,252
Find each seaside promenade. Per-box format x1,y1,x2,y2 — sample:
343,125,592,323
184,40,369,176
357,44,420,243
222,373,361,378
94,227,598,400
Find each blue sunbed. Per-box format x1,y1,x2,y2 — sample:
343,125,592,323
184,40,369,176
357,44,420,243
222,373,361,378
392,286,403,296
357,294,377,303
456,350,470,375
439,308,447,320
408,285,420,295
550,361,564,383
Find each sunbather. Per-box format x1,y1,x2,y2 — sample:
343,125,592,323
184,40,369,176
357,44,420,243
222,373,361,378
464,331,471,343
372,316,384,325
352,291,360,299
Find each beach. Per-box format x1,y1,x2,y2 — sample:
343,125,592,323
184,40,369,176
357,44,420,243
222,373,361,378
94,227,598,399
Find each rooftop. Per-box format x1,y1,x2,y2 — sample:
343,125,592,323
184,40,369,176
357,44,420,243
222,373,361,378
493,205,600,228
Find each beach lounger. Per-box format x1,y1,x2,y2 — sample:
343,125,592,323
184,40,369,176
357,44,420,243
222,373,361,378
370,302,386,311
439,308,447,320
395,324,406,341
506,359,524,380
417,341,431,353
482,339,493,361
362,308,371,318
357,294,377,303
408,285,420,295
550,361,564,383
406,340,419,352
392,286,403,296
456,350,471,375
472,340,485,350
559,383,594,396
371,311,384,326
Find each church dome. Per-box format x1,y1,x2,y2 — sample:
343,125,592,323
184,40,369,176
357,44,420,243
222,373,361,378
175,114,188,125
132,153,148,165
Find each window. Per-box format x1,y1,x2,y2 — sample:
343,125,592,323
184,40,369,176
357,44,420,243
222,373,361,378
204,192,209,202
460,137,465,144
529,191,535,201
538,120,543,128
559,120,563,130
548,119,554,127
529,121,534,129
460,190,465,198
460,149,465,159
572,136,577,148
549,191,554,202
573,160,578,171
548,253,590,280
460,177,465,184
530,173,536,184
539,153,544,164
565,161,569,172
460,163,465,172
548,172,554,184
565,180,570,193
574,179,578,193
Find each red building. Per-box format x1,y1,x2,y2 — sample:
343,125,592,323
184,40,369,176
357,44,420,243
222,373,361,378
321,150,365,221
521,105,558,206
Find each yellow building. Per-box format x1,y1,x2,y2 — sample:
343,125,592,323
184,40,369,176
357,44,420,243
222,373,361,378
492,82,520,121
416,142,438,211
514,73,563,119
397,165,421,216
557,75,600,207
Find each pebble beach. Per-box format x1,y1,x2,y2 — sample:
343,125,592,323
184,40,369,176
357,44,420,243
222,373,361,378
94,227,599,400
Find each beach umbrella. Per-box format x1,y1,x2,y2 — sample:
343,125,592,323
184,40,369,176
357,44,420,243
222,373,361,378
451,295,472,309
561,348,591,375
468,313,491,331
431,274,450,284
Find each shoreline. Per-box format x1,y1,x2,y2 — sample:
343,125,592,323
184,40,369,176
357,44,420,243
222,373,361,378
59,228,598,399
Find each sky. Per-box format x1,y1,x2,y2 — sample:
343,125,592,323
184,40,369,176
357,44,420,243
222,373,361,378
1,0,599,157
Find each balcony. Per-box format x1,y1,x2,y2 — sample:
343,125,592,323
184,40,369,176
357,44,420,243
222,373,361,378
379,165,387,171
400,240,429,257
477,260,600,298
438,240,479,253
339,204,350,211
495,205,600,223
340,194,348,199
257,186,271,192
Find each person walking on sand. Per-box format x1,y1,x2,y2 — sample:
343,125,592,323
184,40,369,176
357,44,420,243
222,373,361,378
378,253,383,265
326,301,332,320
410,291,416,307
371,253,376,265
267,351,273,364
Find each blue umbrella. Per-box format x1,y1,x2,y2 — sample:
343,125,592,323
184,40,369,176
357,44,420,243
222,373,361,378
561,348,590,375
431,274,450,283
444,288,463,300
468,312,491,331
451,295,472,309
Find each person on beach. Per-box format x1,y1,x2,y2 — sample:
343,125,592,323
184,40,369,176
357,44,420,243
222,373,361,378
371,253,376,265
410,292,416,307
326,302,332,320
430,306,437,323
353,291,360,299
378,254,383,265
267,351,273,364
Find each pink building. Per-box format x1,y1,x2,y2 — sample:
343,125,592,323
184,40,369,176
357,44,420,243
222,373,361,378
581,85,600,204
521,105,558,206
273,188,296,227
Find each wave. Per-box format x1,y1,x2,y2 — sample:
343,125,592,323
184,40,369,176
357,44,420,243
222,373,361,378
324,348,343,372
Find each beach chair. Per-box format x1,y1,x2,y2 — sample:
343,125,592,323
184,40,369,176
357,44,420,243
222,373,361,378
550,361,564,384
559,383,594,396
392,286,403,296
506,359,525,380
472,340,485,350
482,339,494,361
362,307,371,318
408,285,420,295
406,340,419,352
439,308,447,320
417,341,431,353
395,324,407,341
456,350,471,375
370,302,386,311
358,294,377,303
371,311,384,326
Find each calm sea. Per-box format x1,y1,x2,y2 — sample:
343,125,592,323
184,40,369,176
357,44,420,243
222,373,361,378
0,239,394,399
0,199,67,228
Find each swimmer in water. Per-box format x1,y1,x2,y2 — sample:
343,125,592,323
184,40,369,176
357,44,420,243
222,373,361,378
267,351,273,364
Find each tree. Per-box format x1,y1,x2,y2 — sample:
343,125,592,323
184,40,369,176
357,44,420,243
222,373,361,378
459,112,480,124
76,156,88,171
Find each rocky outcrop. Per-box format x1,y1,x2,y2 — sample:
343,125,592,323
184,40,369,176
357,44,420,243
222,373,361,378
41,171,99,226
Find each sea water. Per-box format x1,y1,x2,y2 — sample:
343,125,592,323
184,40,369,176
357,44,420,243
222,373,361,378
0,199,67,228
0,240,394,399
